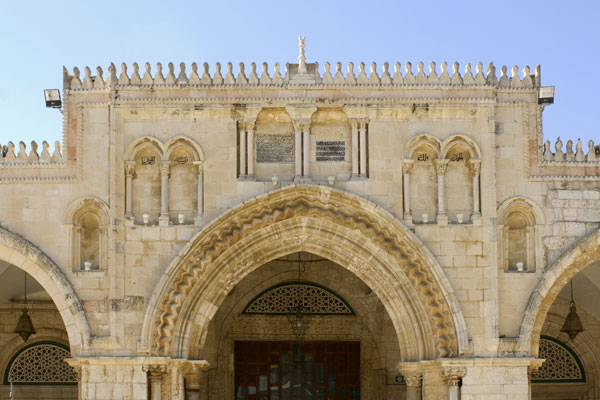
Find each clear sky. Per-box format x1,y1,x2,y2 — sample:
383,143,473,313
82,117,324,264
1,0,598,148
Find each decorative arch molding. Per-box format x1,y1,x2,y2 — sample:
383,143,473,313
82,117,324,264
440,134,482,160
63,196,109,225
497,196,546,226
141,185,468,360
123,135,164,160
405,133,441,159
518,228,600,355
0,226,89,354
164,135,205,161
124,135,205,162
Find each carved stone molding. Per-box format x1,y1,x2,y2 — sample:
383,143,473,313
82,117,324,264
442,367,466,386
150,185,461,358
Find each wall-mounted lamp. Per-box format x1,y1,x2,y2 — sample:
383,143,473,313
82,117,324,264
178,214,185,224
143,213,150,225
327,176,335,185
272,176,279,186
456,213,464,224
422,213,429,224
84,261,92,271
44,89,62,108
538,86,554,105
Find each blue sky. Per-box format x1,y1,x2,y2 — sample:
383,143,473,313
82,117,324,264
0,0,598,147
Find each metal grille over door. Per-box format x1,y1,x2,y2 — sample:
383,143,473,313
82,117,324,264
235,341,360,400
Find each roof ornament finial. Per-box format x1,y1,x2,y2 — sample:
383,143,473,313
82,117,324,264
298,35,307,74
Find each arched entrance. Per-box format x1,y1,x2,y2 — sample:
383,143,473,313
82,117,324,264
0,226,89,352
518,228,600,399
0,226,90,399
142,186,467,363
518,228,600,356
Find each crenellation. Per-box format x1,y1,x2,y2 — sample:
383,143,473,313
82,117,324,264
62,60,546,89
542,137,600,164
0,140,63,165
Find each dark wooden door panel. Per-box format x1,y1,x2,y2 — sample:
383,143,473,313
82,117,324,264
235,341,360,400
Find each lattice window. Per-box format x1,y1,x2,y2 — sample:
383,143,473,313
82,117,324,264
4,341,77,385
243,282,354,315
531,336,585,383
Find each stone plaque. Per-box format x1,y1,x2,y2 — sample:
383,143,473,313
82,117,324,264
256,135,294,163
316,141,346,162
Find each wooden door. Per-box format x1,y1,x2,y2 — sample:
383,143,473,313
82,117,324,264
235,341,360,400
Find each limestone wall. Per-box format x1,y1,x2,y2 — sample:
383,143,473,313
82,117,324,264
0,60,598,398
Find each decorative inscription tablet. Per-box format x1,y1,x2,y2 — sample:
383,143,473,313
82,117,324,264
256,135,294,163
316,141,345,162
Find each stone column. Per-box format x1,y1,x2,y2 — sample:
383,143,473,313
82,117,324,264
398,363,423,400
246,122,255,178
144,365,167,400
351,120,359,177
402,159,414,222
193,161,204,225
294,123,303,180
239,122,247,177
442,368,466,400
182,360,210,400
359,120,368,177
159,161,171,226
435,159,449,225
470,159,481,216
302,122,311,179
124,162,135,221
405,372,423,400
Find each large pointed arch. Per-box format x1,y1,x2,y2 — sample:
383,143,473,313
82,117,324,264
0,226,89,354
518,228,600,355
141,185,468,360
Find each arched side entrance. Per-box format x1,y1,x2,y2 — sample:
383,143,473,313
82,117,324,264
0,225,89,353
518,228,600,355
142,185,468,361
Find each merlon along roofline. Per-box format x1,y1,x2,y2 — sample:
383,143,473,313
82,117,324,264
62,61,542,90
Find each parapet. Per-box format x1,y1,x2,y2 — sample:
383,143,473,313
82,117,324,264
1,140,62,164
543,138,600,163
62,61,541,89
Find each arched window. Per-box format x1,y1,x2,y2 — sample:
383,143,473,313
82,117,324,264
531,336,585,383
440,136,481,224
131,143,162,224
403,134,441,224
498,198,543,272
3,341,77,385
66,198,108,271
243,282,354,315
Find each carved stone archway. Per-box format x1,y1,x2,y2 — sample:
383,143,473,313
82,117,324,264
141,185,468,361
0,225,90,354
518,228,600,355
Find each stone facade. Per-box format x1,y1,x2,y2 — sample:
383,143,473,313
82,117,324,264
0,44,599,399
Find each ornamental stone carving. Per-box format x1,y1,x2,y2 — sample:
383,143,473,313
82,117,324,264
150,185,461,358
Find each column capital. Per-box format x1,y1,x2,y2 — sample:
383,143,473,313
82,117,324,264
125,161,136,177
143,364,167,381
402,159,415,174
159,161,171,176
442,367,466,386
177,359,210,375
469,158,481,174
435,159,449,175
292,118,311,132
192,160,204,174
397,362,423,387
